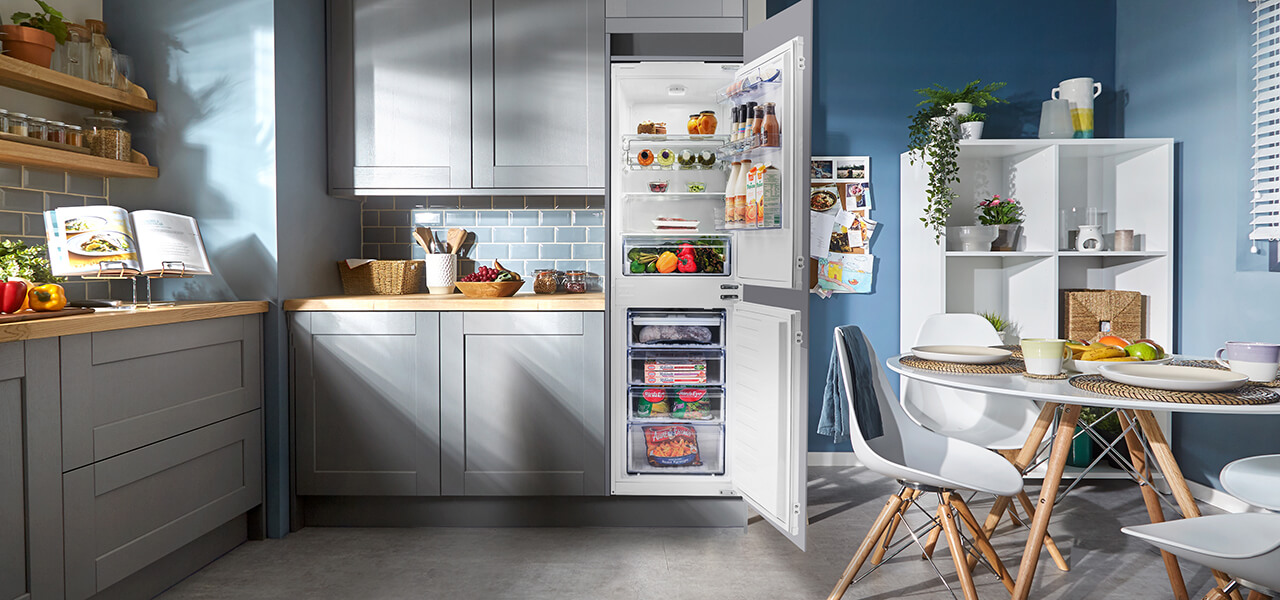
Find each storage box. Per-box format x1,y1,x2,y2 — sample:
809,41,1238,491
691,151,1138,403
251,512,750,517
1061,289,1146,342
337,260,423,295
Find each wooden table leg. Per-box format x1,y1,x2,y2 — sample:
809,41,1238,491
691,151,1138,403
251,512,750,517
1011,403,1080,600
1133,410,1243,600
1118,410,1189,600
1013,491,1071,572
940,492,981,600
1245,591,1270,600
827,492,906,600
980,402,1060,539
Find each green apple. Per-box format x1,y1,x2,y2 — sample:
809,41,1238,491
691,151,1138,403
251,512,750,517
1125,342,1158,361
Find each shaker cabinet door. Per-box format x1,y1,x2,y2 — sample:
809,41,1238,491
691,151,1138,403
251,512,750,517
473,0,605,189
329,0,473,193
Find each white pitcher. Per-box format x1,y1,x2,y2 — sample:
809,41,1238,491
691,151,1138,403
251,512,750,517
1051,77,1102,138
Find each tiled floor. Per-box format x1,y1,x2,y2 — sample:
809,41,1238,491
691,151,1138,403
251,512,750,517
158,467,1222,599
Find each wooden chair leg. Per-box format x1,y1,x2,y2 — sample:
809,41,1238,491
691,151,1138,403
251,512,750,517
827,492,907,600
1245,591,1270,600
940,493,981,600
1015,491,1071,572
1204,589,1233,600
872,489,914,565
950,494,1016,594
921,503,944,559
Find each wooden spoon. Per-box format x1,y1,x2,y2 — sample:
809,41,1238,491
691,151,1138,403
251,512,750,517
447,228,467,254
413,227,435,254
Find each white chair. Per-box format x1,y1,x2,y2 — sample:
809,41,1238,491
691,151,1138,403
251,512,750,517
1221,454,1280,512
1123,513,1280,599
828,327,1024,600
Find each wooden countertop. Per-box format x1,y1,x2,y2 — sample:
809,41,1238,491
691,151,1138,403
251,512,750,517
0,301,269,343
283,292,606,312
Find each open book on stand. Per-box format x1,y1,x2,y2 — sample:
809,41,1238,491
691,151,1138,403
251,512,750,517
43,207,211,277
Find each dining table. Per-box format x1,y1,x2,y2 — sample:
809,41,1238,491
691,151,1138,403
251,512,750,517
886,354,1280,600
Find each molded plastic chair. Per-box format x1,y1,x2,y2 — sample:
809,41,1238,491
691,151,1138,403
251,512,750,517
827,327,1024,600
1123,513,1280,598
1221,454,1280,512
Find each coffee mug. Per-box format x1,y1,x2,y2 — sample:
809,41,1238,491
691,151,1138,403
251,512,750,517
1215,342,1280,382
1022,338,1073,376
1051,77,1103,138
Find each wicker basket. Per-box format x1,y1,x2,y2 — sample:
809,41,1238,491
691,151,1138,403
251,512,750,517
1062,289,1145,342
337,260,423,295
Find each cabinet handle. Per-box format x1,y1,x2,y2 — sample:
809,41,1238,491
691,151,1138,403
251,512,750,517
720,294,739,300
720,284,739,290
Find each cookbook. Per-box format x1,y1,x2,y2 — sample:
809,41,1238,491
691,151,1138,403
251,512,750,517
42,206,212,277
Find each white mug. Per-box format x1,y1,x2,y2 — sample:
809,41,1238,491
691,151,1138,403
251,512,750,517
1215,341,1280,382
1052,77,1103,138
1022,338,1073,376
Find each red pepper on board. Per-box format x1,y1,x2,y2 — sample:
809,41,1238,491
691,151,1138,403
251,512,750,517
1,280,27,314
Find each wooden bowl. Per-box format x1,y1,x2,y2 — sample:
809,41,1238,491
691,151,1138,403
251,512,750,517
454,280,525,298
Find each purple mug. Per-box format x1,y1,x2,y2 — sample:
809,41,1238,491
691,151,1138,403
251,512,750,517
1215,342,1280,382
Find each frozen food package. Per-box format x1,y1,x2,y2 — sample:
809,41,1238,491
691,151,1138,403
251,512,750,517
634,388,671,418
643,425,703,467
637,325,713,344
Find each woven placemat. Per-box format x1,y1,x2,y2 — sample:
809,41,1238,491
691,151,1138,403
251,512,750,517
996,345,1024,360
1024,372,1069,380
1169,360,1280,388
1069,374,1280,405
900,355,1025,375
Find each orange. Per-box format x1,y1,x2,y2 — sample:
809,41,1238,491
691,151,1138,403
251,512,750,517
1097,335,1131,349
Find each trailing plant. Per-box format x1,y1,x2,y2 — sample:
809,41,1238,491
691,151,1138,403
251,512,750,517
958,112,987,124
0,239,62,283
979,311,1011,333
915,79,1008,109
10,0,67,43
976,194,1024,225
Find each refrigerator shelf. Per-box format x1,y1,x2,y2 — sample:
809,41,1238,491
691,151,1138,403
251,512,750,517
622,234,731,277
622,155,728,173
712,212,783,232
622,192,723,202
628,386,724,423
621,133,729,148
628,348,725,386
627,423,725,475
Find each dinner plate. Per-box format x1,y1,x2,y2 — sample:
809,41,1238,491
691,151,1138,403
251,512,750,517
910,345,1012,364
1067,356,1173,374
1096,363,1249,392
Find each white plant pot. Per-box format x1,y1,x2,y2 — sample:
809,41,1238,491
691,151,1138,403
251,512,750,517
947,225,998,252
930,116,958,140
950,102,974,116
960,121,985,140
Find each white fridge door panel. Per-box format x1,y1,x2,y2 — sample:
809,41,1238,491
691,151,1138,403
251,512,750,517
729,302,806,550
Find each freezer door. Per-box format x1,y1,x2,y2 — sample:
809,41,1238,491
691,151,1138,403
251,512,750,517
728,302,807,550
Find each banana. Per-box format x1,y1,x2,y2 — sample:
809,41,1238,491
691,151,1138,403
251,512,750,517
1081,346,1127,361
1098,356,1140,362
1066,342,1091,353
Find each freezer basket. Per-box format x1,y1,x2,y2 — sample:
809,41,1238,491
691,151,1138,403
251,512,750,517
626,423,725,475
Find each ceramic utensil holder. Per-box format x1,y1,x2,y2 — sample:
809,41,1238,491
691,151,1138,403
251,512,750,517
423,253,457,294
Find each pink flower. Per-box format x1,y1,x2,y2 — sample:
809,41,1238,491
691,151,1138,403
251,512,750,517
992,195,1001,200
990,199,1001,206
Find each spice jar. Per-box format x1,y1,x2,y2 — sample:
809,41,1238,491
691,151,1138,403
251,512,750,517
84,110,131,160
27,117,46,140
564,270,587,294
66,125,85,147
45,121,67,144
0,109,8,133
7,113,27,136
533,269,561,294
697,110,718,135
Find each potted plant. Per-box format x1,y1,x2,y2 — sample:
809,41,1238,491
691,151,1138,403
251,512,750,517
3,1,67,68
0,240,61,283
958,112,986,140
908,80,1007,242
979,311,1013,343
1070,407,1124,468
977,194,1024,251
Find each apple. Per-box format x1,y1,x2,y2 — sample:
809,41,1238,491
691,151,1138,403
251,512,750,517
1136,339,1165,359
1125,342,1158,361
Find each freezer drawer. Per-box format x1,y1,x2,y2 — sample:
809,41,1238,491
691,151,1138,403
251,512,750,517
627,348,724,386
629,386,723,423
627,308,725,348
621,234,730,276
626,423,724,475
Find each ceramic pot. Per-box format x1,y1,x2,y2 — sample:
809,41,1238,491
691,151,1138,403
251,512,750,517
949,102,974,117
1,25,56,68
991,224,1022,251
960,121,985,140
948,225,998,252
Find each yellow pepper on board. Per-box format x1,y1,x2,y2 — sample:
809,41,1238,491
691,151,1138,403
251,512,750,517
27,283,67,312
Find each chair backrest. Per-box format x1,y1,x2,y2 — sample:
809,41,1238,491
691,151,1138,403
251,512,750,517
1221,455,1280,512
834,327,907,468
915,313,1003,347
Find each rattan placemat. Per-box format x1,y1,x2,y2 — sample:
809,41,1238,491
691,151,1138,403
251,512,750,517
1024,372,1069,380
1170,360,1280,388
900,355,1025,375
1069,374,1280,405
995,345,1024,360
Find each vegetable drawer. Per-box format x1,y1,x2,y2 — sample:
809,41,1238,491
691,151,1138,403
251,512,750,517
621,234,731,276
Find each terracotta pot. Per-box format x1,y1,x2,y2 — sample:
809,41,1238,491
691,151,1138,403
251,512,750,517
1,25,56,68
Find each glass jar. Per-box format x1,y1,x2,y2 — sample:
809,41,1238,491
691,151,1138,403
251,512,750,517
532,269,561,294
66,125,85,148
63,24,92,80
45,121,67,144
7,113,27,136
27,117,46,140
563,270,587,294
0,109,9,134
84,111,131,160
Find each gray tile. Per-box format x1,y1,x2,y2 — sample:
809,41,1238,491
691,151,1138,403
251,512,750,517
525,227,555,243
85,197,108,205
0,165,21,188
427,196,460,209
540,210,572,226
460,196,492,209
364,227,395,243
444,211,476,226
586,260,606,276
585,195,605,208
508,243,539,259
23,168,64,192
555,260,586,272
586,227,605,243
362,211,378,226
475,244,508,259
500,260,524,274
556,227,586,243
491,195,524,209
555,195,586,209
410,245,426,259
60,281,87,301
394,227,414,243
539,244,571,259
0,212,22,235
573,210,604,226
363,197,394,210
380,244,410,260
395,197,427,210
412,209,444,226
491,227,523,243
45,193,85,209
510,210,539,226
380,210,410,227
524,196,555,209
23,213,45,236
477,210,509,226
572,244,603,260
0,188,44,211
67,174,106,197
469,228,491,243
84,280,109,299
525,260,555,272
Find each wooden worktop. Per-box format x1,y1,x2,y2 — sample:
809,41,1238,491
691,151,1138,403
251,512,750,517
0,301,269,343
283,292,606,312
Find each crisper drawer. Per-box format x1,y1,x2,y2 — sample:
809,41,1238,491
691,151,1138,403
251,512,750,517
627,309,725,348
621,234,730,276
629,386,723,423
627,423,724,475
627,348,724,386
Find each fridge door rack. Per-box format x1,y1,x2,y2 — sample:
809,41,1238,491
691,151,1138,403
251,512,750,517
627,348,725,386
627,308,726,348
715,65,782,103
626,422,725,475
628,386,724,423
716,137,782,162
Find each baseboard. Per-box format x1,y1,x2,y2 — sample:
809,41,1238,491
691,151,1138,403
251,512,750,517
1185,479,1259,514
807,452,862,467
300,496,748,528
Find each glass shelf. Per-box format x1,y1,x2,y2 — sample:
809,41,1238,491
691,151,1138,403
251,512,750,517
621,134,729,150
622,192,723,202
622,146,727,173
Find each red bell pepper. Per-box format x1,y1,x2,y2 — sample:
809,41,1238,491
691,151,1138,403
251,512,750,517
678,243,696,257
676,253,697,273
2,280,27,314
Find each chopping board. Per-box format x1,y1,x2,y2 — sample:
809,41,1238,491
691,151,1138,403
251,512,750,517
0,308,95,323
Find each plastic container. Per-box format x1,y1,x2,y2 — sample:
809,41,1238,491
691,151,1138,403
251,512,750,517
629,386,724,422
627,348,725,386
627,309,726,348
626,422,724,475
84,110,131,160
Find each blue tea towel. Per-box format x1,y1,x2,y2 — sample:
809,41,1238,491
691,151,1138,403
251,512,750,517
818,325,883,442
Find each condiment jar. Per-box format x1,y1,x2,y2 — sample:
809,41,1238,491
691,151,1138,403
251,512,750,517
65,125,85,147
686,114,700,135
532,269,561,294
84,110,131,160
0,109,9,133
27,117,46,140
7,113,27,136
697,110,717,135
564,270,587,294
45,121,67,144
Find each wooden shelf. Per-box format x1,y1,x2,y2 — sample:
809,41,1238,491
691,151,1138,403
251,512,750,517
0,54,156,112
0,139,156,178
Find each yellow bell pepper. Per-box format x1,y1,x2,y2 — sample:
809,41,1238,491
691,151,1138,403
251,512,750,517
655,251,678,274
27,283,67,312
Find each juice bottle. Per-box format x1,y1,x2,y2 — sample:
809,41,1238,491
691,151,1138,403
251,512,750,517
734,159,751,228
724,161,742,228
744,164,758,229
762,102,780,147
759,164,781,227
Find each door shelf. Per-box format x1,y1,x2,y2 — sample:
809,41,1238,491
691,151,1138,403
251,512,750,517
628,308,726,348
622,234,730,276
626,423,725,475
628,386,723,423
715,137,782,162
715,65,782,103
628,348,724,386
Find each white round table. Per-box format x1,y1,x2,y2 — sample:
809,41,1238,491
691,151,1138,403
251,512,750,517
888,354,1280,600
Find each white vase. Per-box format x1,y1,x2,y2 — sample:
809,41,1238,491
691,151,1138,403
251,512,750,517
949,102,974,116
948,225,998,252
960,121,984,140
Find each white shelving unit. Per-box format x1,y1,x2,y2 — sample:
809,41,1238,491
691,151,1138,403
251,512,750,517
900,138,1176,479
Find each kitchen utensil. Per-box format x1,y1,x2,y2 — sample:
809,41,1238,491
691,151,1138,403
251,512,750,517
423,254,457,294
447,228,466,254
1066,355,1172,375
414,227,436,254
1038,99,1074,139
1215,342,1280,382
1051,77,1103,138
455,280,525,298
1021,338,1072,376
910,345,1012,365
1097,363,1249,392
1076,225,1104,251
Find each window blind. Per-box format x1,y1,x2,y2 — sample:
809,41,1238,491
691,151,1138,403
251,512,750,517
1253,0,1280,241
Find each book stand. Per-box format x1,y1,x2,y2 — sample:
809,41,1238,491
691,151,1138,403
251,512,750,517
80,260,198,309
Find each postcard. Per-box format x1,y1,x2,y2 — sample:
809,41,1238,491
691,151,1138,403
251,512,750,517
810,159,834,180
834,157,869,181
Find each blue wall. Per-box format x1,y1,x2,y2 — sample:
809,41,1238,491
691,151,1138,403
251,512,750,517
1117,0,1280,487
769,0,1118,452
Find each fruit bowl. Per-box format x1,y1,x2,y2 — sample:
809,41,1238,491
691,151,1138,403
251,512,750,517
1067,355,1173,375
455,281,525,298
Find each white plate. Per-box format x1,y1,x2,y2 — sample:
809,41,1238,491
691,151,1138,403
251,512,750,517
911,345,1012,365
653,219,699,229
1067,356,1172,374
1097,363,1249,392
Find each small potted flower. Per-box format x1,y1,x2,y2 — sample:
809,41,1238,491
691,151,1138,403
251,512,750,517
977,194,1024,251
958,112,986,140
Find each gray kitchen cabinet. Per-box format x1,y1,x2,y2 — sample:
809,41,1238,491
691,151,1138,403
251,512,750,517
291,312,441,496
605,0,745,33
63,411,262,600
328,0,473,193
440,312,605,496
0,340,62,600
472,0,604,189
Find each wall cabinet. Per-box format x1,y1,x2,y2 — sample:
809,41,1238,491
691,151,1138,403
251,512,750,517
605,0,745,33
329,0,604,195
